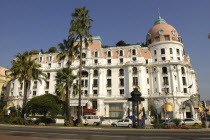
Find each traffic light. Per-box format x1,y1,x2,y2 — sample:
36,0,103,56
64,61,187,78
201,100,206,108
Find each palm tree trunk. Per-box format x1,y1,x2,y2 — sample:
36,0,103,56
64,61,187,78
65,82,73,126
77,35,83,126
21,79,29,118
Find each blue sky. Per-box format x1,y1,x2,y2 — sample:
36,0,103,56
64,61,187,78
0,0,209,100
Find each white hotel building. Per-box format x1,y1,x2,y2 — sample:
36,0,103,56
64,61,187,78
6,16,200,120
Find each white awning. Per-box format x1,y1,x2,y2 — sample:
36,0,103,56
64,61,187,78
70,100,88,106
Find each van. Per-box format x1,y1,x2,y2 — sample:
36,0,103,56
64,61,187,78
83,115,103,126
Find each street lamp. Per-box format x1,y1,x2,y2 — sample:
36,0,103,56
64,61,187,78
128,88,145,129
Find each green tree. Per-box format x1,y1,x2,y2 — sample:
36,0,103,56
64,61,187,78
48,46,58,53
25,94,62,117
69,6,93,126
8,51,47,118
29,50,39,55
116,40,127,46
55,68,76,126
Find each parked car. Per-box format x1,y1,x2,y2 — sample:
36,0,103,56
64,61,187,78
179,118,202,126
82,115,103,126
162,121,176,126
111,119,133,128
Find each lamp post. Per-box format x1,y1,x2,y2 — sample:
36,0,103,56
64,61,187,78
128,88,145,129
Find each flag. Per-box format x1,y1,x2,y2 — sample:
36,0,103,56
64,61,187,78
188,84,193,88
135,85,140,90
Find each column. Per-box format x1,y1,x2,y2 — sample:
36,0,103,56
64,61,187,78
88,69,93,96
176,65,183,93
97,99,104,116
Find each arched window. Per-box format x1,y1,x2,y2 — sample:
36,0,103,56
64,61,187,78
132,49,136,55
95,51,98,57
107,69,111,77
181,67,185,74
93,70,98,77
82,71,88,77
119,69,124,76
132,67,137,75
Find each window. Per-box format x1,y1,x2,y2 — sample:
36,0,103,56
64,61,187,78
132,67,138,75
93,90,98,95
182,77,187,85
93,79,98,87
133,77,138,85
155,59,157,62
33,91,36,96
161,48,165,54
48,63,51,68
107,59,111,64
82,61,86,65
162,67,168,74
154,50,157,55
181,67,185,74
95,52,98,57
120,89,124,95
155,37,160,42
49,56,52,61
146,69,149,73
109,104,123,117
171,57,173,60
107,90,111,96
119,69,124,76
45,91,49,94
107,69,111,77
184,88,187,93
33,81,37,89
177,57,180,60
93,100,97,109
82,53,86,58
107,51,111,57
119,58,123,63
119,50,123,56
58,63,61,67
93,70,98,77
147,78,149,84
39,57,42,62
47,73,50,79
107,79,112,87
163,77,169,85
119,78,124,86
164,35,170,41
45,81,49,89
132,57,136,61
170,48,173,54
162,57,166,61
132,49,136,55
146,59,148,64
176,49,180,55
94,59,98,64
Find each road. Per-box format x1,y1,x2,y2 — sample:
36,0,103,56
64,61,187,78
0,125,210,140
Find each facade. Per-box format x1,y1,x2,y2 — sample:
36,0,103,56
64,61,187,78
6,16,200,120
0,67,9,101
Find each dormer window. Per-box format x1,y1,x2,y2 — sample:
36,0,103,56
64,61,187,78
95,52,98,57
164,35,170,41
172,30,176,36
107,51,111,57
147,33,151,39
155,37,160,42
132,49,136,55
119,50,123,56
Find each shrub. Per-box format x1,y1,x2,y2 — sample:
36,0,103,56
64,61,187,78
11,117,25,125
153,124,164,129
164,125,179,129
34,117,56,125
181,125,190,129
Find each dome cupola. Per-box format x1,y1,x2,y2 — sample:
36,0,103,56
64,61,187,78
146,16,182,45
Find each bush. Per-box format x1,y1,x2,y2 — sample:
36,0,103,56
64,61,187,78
164,125,179,129
11,117,25,125
153,124,164,129
181,125,190,129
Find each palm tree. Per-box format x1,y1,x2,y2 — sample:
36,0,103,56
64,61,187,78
8,51,46,118
56,37,78,126
69,6,93,126
55,68,76,126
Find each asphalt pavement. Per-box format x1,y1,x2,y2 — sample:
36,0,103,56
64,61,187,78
1,124,210,140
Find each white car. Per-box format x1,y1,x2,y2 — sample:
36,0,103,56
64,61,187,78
179,118,202,126
82,115,103,126
111,119,133,128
